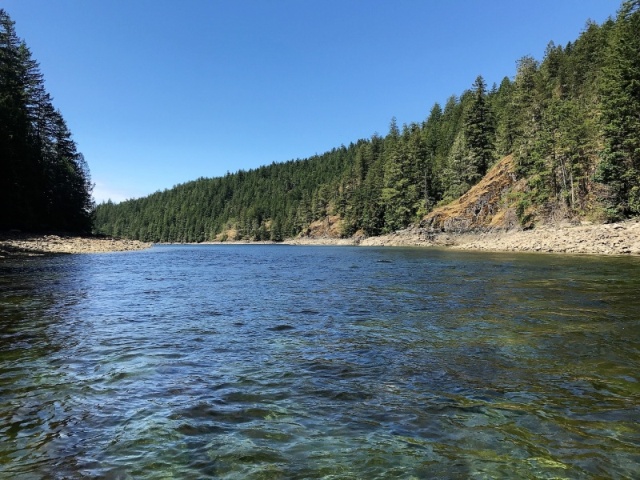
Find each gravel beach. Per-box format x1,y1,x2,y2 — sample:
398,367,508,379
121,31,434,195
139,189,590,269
0,233,151,257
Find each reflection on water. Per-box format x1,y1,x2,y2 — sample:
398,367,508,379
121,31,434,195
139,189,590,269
1,246,639,478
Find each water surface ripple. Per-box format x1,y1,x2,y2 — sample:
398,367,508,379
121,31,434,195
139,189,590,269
1,245,639,478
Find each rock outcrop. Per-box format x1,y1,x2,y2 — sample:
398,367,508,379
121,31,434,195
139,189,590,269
420,155,521,234
291,154,640,255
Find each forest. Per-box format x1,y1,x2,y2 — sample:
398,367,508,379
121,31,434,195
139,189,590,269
0,9,94,233
4,3,638,242
94,1,640,243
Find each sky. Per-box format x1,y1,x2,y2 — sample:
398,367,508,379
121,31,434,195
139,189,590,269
2,0,622,203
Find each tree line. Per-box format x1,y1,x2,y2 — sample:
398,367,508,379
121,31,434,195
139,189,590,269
93,0,638,242
0,9,94,233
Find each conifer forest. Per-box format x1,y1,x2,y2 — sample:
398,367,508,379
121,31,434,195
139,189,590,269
2,3,639,241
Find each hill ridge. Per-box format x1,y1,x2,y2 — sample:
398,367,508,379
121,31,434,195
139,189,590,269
94,2,640,244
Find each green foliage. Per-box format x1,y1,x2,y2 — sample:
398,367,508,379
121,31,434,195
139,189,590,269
94,146,359,242
510,192,533,227
0,9,93,232
596,0,640,219
95,1,639,241
464,75,496,180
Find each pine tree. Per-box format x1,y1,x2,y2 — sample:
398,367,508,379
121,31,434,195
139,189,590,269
381,118,414,232
493,76,517,156
464,75,495,181
0,9,93,231
0,10,31,228
596,0,640,218
442,130,471,202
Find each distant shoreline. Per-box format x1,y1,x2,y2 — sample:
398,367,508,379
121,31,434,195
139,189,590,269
177,217,640,256
4,217,639,258
288,218,640,256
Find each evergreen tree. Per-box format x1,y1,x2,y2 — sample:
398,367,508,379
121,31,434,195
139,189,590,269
0,9,93,232
381,118,412,232
442,130,471,202
493,76,517,156
464,75,495,181
596,0,640,218
420,103,443,209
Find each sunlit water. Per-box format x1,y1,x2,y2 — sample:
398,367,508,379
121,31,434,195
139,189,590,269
1,245,639,479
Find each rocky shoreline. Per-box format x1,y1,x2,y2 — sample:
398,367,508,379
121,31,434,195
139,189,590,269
0,233,152,258
3,218,639,258
288,218,640,256
447,220,640,255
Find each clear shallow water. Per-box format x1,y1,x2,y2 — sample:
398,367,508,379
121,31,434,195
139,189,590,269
1,245,639,479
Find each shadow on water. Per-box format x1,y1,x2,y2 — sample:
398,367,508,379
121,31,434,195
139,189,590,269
1,246,639,478
0,255,86,478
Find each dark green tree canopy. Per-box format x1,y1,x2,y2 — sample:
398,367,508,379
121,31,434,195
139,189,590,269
464,75,496,182
0,9,93,232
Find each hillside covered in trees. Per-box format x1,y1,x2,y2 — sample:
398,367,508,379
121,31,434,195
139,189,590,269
94,1,640,243
0,9,94,233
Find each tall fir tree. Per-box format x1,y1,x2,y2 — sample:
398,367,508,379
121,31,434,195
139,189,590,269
464,75,495,182
0,9,93,232
596,0,640,218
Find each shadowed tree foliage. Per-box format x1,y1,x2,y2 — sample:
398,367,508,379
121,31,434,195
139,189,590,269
0,9,93,232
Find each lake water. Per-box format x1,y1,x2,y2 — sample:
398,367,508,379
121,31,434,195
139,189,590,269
1,245,639,479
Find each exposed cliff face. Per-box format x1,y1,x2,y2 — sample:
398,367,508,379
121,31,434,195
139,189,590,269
292,153,640,255
299,156,523,241
420,155,522,233
263,152,640,255
300,215,344,239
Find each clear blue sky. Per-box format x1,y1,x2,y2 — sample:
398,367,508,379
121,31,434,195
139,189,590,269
3,0,621,203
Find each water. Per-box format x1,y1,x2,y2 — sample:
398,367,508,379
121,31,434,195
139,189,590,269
1,245,639,479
